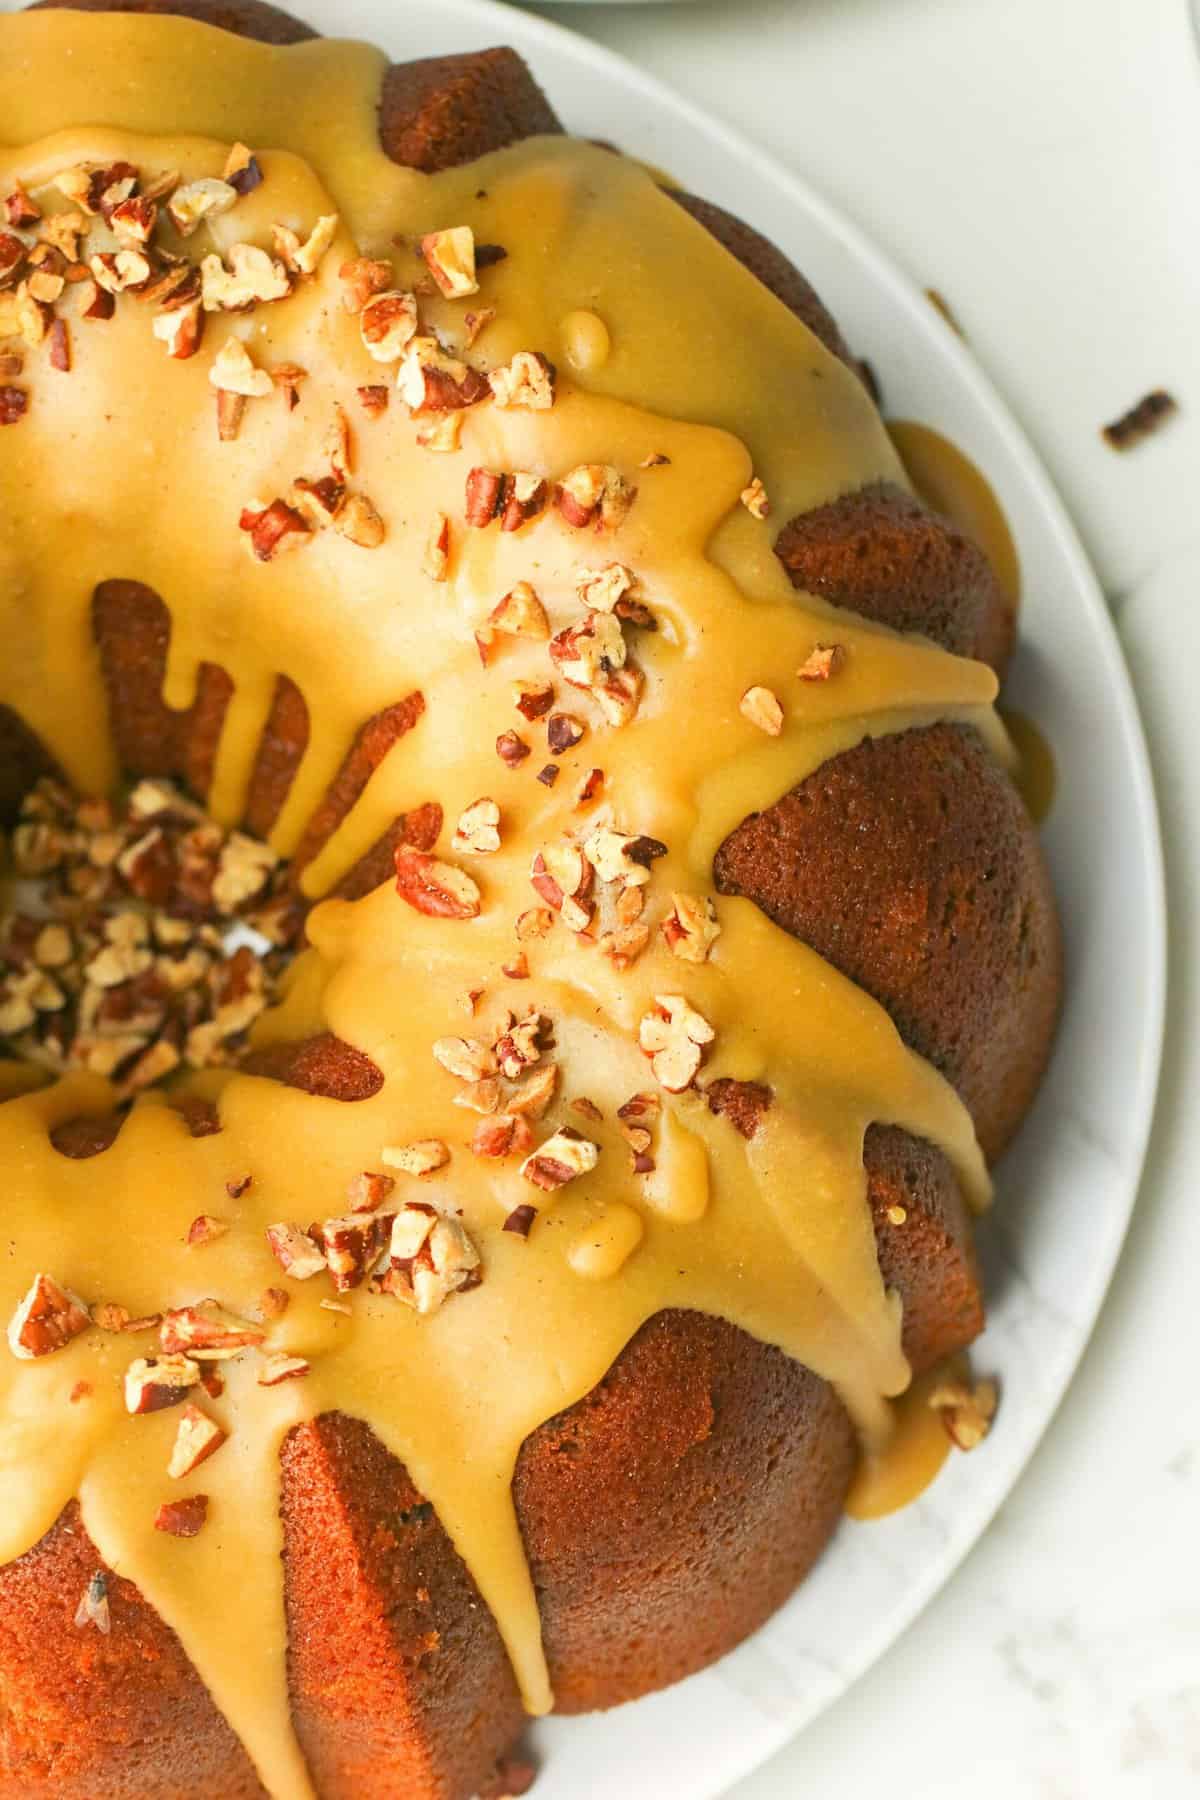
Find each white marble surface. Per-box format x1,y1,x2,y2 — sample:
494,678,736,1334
529,0,1200,1793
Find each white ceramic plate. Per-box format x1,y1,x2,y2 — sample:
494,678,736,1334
7,1,1165,1793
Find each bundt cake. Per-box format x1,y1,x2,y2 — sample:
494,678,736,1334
0,2,1062,1794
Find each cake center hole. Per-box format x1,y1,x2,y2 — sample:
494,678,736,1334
0,776,304,1093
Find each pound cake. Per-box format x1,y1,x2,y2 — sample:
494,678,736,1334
0,3,1062,1794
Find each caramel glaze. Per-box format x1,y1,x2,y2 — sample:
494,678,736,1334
889,419,1021,621
1001,708,1058,824
890,423,1055,821
0,14,1009,1795
844,1356,962,1520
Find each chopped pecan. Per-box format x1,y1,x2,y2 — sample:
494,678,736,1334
265,1221,326,1280
200,243,290,310
155,1495,209,1538
575,562,637,612
0,233,25,286
421,226,479,298
423,511,450,581
167,1404,227,1479
584,826,663,889
346,1170,397,1214
78,278,115,321
515,908,554,944
317,1212,393,1292
273,213,339,278
928,1377,998,1451
592,665,643,728
186,1214,228,1248
452,798,502,856
109,194,157,246
0,384,28,425
661,893,721,963
513,680,554,721
7,1273,90,1360
739,685,783,736
271,361,307,409
339,256,392,314
223,143,263,195
359,288,418,361
397,336,489,413
416,410,463,453
574,767,603,807
596,920,650,969
210,336,273,397
740,476,770,519
638,995,715,1092
501,472,548,532
334,493,385,549
89,249,151,295
454,1076,502,1115
394,846,482,920
167,177,237,237
46,318,70,372
290,475,346,527
488,581,549,641
519,1126,599,1192
493,1012,552,1080
556,464,636,530
489,350,556,410
530,843,593,932
797,643,845,681
239,498,311,561
496,730,530,767
3,183,39,228
1102,389,1177,451
152,294,204,359
471,1113,533,1159
381,1139,450,1178
258,1351,310,1386
618,1090,660,1124
160,1301,265,1360
432,1036,498,1082
465,466,504,527
124,1353,202,1414
384,1206,481,1316
550,611,626,689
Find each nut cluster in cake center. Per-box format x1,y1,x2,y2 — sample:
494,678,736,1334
0,775,304,1093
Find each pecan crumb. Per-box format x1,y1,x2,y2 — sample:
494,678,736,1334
154,1494,210,1538
1101,388,1178,451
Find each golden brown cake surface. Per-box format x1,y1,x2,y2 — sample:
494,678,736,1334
0,4,1060,1794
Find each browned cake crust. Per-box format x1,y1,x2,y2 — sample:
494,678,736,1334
775,481,1015,676
714,723,1061,1164
671,192,854,371
378,50,562,175
0,1501,266,1798
1,3,1061,1796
